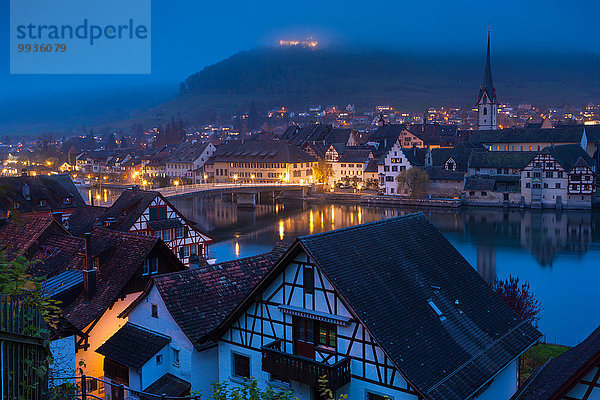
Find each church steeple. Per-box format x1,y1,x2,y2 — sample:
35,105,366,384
477,27,498,130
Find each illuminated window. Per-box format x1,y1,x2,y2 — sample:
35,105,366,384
318,322,337,348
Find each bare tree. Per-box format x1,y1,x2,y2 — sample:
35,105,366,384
491,275,543,327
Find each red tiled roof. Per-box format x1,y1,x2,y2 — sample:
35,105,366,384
0,214,66,258
152,245,287,350
63,227,184,330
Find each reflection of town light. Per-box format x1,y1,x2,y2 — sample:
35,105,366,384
95,194,101,201
358,207,362,224
279,220,285,241
235,242,240,257
103,189,107,202
275,204,279,214
309,210,314,234
331,205,335,224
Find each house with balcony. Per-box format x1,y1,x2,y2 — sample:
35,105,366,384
211,214,541,400
521,144,596,209
113,245,288,396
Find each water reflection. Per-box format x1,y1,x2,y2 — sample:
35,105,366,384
169,197,600,345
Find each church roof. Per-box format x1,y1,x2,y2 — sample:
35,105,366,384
478,29,497,104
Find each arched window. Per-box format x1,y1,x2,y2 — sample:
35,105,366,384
483,107,488,116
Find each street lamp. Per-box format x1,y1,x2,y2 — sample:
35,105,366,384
233,174,238,185
203,174,208,185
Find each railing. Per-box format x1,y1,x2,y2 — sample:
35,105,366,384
261,339,351,391
55,375,200,399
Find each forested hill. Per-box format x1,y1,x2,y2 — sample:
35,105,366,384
179,46,600,107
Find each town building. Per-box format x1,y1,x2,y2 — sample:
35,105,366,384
165,141,216,179
280,124,356,147
212,214,540,400
111,246,287,395
477,28,498,130
206,140,316,184
0,174,86,220
67,188,213,265
520,144,596,209
512,325,600,400
377,141,419,195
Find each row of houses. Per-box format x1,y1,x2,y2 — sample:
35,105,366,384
0,209,551,400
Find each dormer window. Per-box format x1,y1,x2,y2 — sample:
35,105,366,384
13,201,21,209
427,299,446,321
63,197,72,205
37,199,47,207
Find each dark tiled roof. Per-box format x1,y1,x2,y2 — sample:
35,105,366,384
96,323,170,368
140,374,191,399
541,144,596,172
469,126,586,144
365,158,379,173
30,234,84,277
403,147,428,167
0,214,60,257
168,141,212,163
212,140,316,164
468,151,537,169
430,142,486,171
464,176,496,191
338,148,372,163
92,188,158,232
291,214,540,400
147,218,183,231
66,205,107,236
0,174,86,215
280,124,352,147
154,245,286,350
513,326,600,400
423,166,465,181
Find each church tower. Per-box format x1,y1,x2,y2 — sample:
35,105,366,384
477,27,498,130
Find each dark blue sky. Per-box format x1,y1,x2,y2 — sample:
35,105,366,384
1,0,599,101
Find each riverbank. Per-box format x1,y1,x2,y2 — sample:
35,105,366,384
520,342,570,384
307,192,462,208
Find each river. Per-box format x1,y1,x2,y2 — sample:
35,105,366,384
169,195,600,347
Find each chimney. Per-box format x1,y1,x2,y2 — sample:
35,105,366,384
52,212,63,224
189,255,200,269
83,269,97,301
84,233,93,270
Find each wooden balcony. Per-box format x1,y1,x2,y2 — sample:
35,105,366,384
261,339,351,390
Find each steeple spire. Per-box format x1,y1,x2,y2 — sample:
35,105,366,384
479,26,497,103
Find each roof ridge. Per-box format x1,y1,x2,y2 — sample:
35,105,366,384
299,212,427,241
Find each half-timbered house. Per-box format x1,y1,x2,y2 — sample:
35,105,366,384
112,245,287,395
521,144,596,209
67,188,213,265
512,325,600,400
213,214,541,400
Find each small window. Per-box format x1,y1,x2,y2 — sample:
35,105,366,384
143,259,150,275
368,393,389,400
233,353,250,379
13,201,21,209
469,191,475,196
176,226,184,238
555,183,561,189
526,172,530,178
318,322,337,348
303,267,314,294
156,354,163,365
481,191,487,196
526,183,531,188
172,349,180,367
151,304,158,318
427,299,446,321
150,257,159,274
163,229,171,241
63,197,72,205
37,199,47,207
154,230,161,239
546,172,553,178
180,246,190,259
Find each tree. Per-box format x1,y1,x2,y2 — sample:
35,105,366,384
491,275,543,328
396,167,430,198
313,161,333,186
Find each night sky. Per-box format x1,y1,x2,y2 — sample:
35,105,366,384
1,0,599,100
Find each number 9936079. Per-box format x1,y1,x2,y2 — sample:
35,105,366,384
17,43,66,52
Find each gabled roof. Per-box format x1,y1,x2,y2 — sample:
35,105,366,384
66,205,107,237
430,142,486,171
468,151,537,170
512,326,600,400
0,214,69,259
365,158,379,173
96,322,170,368
338,148,372,163
0,174,86,215
167,141,212,164
217,214,540,400
540,144,596,172
131,245,287,351
423,166,465,181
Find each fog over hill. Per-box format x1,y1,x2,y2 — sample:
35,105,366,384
2,46,600,136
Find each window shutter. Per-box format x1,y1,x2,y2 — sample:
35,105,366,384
179,247,184,258
184,226,189,238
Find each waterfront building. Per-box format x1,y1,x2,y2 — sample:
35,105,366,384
376,140,420,195
520,144,596,209
477,28,498,130
0,173,86,220
213,214,540,400
165,141,216,179
280,124,356,147
422,166,465,198
67,187,213,265
206,140,317,184
512,325,600,400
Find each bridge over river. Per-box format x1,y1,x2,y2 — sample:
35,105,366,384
92,183,312,207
